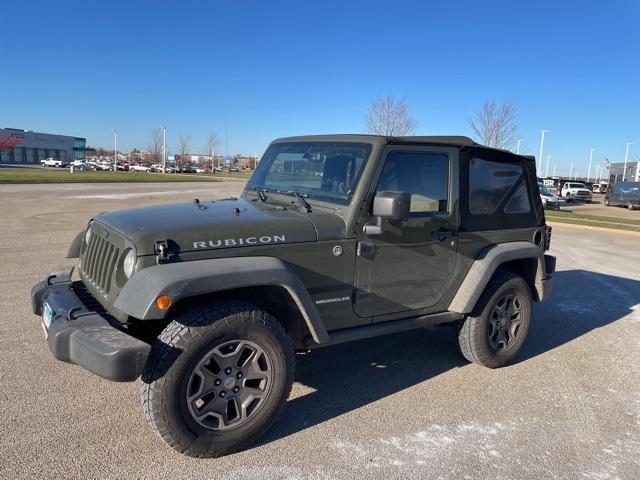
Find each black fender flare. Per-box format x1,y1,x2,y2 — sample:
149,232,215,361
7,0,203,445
113,256,329,344
448,241,546,314
66,230,84,258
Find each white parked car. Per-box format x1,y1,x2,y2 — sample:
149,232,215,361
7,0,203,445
538,183,560,210
129,164,152,172
70,159,85,167
41,158,66,168
96,161,113,171
561,182,592,203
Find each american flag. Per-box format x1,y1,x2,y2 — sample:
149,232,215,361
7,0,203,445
604,158,610,169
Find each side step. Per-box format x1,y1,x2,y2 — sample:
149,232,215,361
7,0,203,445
307,311,463,349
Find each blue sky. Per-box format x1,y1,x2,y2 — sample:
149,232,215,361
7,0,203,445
1,0,638,176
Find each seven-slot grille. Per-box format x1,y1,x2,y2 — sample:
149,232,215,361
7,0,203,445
80,225,121,296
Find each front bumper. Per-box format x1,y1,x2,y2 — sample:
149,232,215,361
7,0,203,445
31,268,151,382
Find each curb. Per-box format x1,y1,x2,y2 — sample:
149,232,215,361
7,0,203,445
546,221,640,236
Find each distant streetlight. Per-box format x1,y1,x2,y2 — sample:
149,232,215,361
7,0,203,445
538,130,548,173
569,162,573,179
162,126,167,174
623,142,634,181
553,164,557,177
516,139,523,154
587,148,595,182
111,128,117,172
545,154,551,177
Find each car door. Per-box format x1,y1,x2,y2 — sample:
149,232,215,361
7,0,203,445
609,183,621,204
353,145,458,320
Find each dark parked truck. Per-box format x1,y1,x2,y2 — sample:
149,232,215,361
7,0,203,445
31,135,555,457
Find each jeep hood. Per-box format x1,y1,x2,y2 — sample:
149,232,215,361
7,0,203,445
94,197,345,256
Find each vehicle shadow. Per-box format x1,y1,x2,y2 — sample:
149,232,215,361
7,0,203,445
521,269,640,360
257,269,639,447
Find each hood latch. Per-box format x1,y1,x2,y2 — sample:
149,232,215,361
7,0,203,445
154,239,172,263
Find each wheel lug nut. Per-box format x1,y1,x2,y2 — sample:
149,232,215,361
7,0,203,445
236,372,243,379
225,367,232,375
214,379,221,386
219,391,226,398
233,386,240,393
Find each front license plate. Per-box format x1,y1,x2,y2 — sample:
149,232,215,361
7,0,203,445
41,302,54,339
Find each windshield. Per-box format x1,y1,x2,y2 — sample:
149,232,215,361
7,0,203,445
570,183,586,189
538,184,553,196
248,142,372,205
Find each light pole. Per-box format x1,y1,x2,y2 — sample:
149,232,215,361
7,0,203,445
112,129,117,172
516,139,523,154
553,164,557,177
623,142,634,181
587,148,595,182
162,126,167,174
538,130,548,173
569,162,573,180
545,154,551,177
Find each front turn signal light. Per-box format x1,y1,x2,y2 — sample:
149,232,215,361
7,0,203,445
156,295,172,310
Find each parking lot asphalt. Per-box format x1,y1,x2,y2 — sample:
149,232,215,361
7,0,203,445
565,193,640,219
1,181,639,479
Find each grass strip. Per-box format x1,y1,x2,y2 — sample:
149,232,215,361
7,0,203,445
0,168,250,183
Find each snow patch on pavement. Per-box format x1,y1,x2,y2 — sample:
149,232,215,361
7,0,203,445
331,422,513,471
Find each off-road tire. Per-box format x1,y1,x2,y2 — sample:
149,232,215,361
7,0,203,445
604,197,610,206
629,202,637,211
140,301,295,458
457,270,532,368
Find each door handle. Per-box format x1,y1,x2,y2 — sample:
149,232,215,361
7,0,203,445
433,228,457,241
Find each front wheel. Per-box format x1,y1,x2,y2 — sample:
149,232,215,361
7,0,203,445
141,301,295,458
457,270,532,368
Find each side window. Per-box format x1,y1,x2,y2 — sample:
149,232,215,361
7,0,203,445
469,157,530,214
504,182,531,213
377,151,449,214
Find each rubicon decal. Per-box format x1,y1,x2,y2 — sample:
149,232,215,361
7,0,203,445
193,235,286,249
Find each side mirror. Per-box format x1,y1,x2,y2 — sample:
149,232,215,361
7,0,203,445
363,191,411,236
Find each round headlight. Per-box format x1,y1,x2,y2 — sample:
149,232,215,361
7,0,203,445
84,224,92,245
123,249,136,278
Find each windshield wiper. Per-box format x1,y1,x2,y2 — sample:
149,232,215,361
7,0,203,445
278,189,312,213
251,186,268,202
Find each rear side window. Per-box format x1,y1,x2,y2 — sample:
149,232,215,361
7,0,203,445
469,158,530,214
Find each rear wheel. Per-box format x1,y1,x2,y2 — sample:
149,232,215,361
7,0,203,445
457,270,532,368
141,301,295,458
604,197,610,206
629,202,637,211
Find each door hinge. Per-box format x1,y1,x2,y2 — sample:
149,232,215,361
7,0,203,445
357,241,376,259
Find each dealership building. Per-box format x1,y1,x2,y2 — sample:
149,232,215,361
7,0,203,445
0,128,86,164
608,161,640,183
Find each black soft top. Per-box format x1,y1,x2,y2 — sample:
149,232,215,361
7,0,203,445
271,134,533,160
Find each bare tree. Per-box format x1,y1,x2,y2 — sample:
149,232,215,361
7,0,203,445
364,94,417,136
176,134,191,170
468,100,518,149
147,129,164,164
203,133,220,171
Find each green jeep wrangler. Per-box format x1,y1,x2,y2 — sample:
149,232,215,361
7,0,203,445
31,135,555,457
